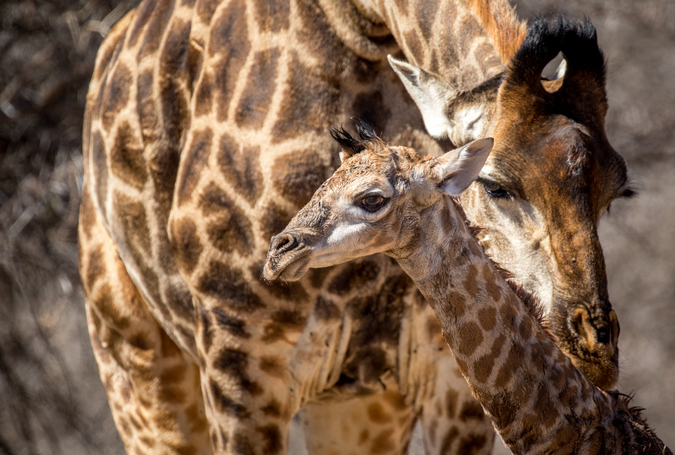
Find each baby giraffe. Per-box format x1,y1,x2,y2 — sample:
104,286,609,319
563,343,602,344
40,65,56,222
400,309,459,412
263,122,669,454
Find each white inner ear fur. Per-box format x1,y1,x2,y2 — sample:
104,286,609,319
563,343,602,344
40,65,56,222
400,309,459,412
553,57,567,80
388,55,492,145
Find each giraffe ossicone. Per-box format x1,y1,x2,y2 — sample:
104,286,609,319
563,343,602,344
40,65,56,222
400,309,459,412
264,125,670,454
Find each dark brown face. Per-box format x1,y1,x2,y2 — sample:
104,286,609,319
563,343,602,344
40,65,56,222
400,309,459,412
460,18,632,390
470,117,628,390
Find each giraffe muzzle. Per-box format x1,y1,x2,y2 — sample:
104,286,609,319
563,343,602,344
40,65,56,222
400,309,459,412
565,306,620,390
263,232,313,282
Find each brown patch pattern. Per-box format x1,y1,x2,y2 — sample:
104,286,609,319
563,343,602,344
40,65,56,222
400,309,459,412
313,295,341,321
259,202,293,242
114,190,151,256
456,321,483,356
212,307,250,339
216,135,264,205
200,182,256,255
110,121,147,189
258,356,286,379
477,306,496,332
271,55,340,143
197,260,264,312
177,128,212,206
351,91,392,135
235,49,280,129
138,0,173,57
328,260,381,297
214,348,262,395
209,378,249,418
209,1,251,123
170,217,203,275
367,402,392,424
101,62,133,131
257,424,283,455
158,18,191,148
271,149,333,208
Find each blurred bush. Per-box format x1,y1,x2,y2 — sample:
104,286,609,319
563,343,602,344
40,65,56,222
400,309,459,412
0,1,133,453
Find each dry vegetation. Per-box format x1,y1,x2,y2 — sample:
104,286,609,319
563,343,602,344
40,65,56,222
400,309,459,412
0,0,672,453
0,1,132,453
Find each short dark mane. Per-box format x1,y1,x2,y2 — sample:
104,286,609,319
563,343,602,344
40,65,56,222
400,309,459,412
448,197,552,337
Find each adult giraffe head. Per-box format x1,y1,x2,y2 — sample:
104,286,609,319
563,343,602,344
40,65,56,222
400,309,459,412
389,18,632,390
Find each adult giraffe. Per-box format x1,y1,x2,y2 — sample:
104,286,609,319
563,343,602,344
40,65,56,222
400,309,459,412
78,0,631,453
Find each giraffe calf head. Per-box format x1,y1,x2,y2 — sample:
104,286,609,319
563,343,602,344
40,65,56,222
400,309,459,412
263,121,493,282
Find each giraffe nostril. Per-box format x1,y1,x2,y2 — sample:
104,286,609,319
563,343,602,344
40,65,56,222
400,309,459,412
271,233,299,255
570,307,617,349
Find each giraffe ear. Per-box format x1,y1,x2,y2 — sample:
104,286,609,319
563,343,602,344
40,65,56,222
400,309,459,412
339,150,352,163
388,55,455,139
388,55,490,145
435,138,493,196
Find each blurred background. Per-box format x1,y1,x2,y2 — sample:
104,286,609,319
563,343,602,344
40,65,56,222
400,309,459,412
0,0,672,453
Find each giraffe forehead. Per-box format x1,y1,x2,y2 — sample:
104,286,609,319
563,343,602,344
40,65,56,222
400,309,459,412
336,146,419,184
330,157,392,188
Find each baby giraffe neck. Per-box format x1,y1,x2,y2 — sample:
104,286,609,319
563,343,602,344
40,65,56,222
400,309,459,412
395,197,608,452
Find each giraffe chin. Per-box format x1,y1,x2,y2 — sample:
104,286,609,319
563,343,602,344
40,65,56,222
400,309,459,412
263,251,312,282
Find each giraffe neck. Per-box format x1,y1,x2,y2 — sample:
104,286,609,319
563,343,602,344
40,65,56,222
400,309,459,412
326,0,526,145
349,0,526,88
394,197,609,452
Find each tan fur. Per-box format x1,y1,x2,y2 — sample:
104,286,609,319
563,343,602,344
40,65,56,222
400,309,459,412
468,0,527,63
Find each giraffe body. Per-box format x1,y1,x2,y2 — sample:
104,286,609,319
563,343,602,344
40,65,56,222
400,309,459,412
81,1,629,453
264,124,671,454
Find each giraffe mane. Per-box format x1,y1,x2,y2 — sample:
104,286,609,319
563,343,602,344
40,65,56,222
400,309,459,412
607,390,671,452
448,197,553,339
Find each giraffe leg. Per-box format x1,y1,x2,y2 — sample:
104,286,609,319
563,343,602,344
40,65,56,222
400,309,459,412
301,391,416,455
79,186,211,455
193,324,298,455
417,356,495,455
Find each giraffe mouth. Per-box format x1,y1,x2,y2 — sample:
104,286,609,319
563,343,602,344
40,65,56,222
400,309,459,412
263,236,313,281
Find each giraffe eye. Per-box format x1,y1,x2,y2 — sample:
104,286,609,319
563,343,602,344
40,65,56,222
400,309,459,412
360,195,387,213
479,179,512,200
